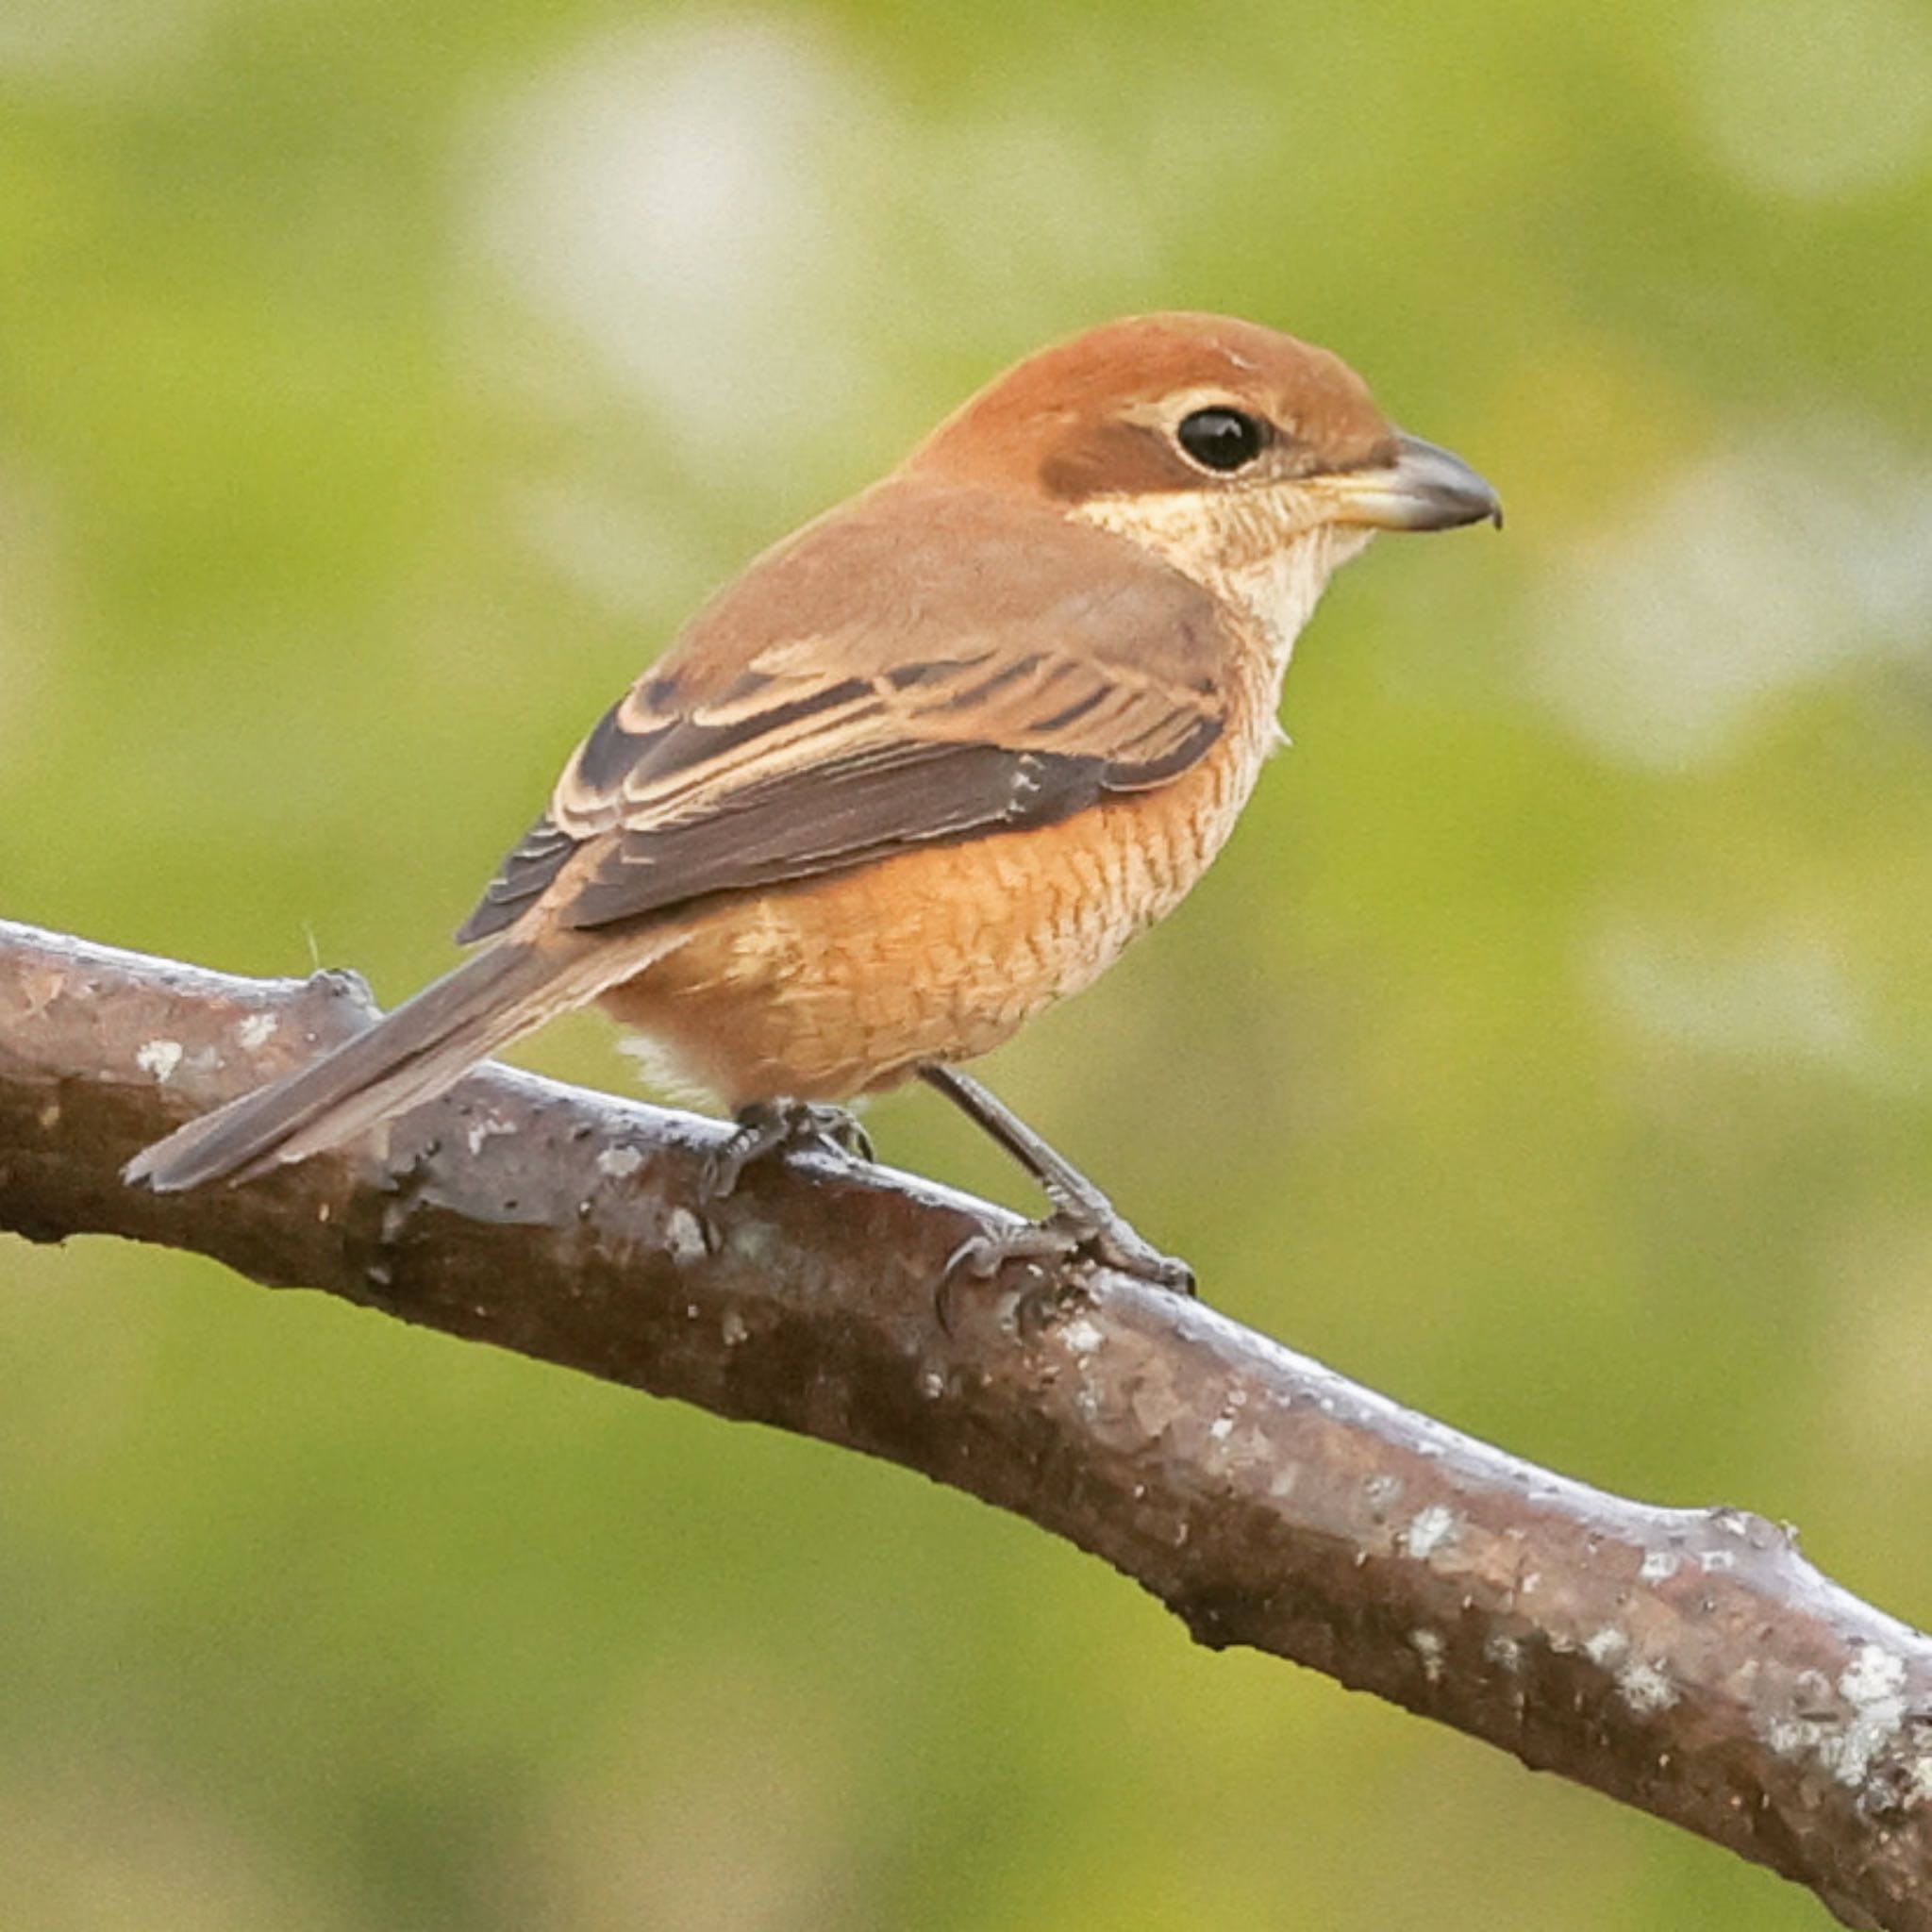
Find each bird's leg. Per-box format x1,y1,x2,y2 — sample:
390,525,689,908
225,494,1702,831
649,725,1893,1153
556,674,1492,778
704,1099,874,1200
918,1065,1194,1295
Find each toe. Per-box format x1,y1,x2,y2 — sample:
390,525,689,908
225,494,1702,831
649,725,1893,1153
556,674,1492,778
700,1146,745,1202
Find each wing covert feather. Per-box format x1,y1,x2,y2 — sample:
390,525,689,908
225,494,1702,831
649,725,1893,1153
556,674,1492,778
458,478,1235,942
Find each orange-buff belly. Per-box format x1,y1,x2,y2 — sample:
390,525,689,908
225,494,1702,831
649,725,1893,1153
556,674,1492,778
598,726,1261,1108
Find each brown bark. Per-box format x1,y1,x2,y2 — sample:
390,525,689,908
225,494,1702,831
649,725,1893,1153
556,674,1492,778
3,915,1930,1928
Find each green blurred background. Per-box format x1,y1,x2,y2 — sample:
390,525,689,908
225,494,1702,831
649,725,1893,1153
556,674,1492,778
5,0,1932,1924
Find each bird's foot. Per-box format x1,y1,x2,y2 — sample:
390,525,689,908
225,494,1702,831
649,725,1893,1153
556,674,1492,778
703,1100,874,1200
1033,1168,1195,1294
915,1064,1193,1317
944,1201,1195,1308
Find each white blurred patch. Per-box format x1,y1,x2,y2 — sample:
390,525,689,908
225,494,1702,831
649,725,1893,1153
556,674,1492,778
1690,0,1932,201
459,18,1159,616
1591,915,1924,1092
464,18,889,469
1531,420,1932,766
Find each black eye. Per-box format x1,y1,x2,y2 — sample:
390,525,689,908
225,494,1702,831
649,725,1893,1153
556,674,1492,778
1175,407,1270,473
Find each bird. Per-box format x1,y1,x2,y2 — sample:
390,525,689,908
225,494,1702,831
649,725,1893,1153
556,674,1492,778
125,311,1500,1291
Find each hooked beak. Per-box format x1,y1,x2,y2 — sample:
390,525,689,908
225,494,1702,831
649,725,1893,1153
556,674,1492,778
1322,432,1503,532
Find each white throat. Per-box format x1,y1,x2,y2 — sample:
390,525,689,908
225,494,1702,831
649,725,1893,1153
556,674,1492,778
1224,525,1373,669
1074,493,1374,674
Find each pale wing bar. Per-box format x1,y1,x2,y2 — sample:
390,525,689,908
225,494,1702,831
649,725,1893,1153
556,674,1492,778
458,641,1224,943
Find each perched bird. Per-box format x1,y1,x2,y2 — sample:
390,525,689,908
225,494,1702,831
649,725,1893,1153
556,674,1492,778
126,312,1499,1288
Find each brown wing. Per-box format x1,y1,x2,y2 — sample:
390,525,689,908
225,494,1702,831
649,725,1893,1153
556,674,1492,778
457,477,1232,942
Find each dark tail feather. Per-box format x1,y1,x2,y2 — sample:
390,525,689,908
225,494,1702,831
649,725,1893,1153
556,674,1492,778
125,941,580,1192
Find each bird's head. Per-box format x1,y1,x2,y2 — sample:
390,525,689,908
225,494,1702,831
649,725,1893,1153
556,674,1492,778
905,312,1499,654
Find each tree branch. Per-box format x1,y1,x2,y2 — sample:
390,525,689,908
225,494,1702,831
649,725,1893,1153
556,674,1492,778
3,916,1929,1928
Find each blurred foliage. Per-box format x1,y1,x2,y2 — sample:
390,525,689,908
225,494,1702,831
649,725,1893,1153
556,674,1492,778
4,0,1932,1925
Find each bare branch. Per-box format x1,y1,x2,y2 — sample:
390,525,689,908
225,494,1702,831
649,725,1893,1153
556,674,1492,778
3,915,1930,1928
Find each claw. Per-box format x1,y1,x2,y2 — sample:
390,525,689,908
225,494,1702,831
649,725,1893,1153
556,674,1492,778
934,1205,1193,1330
937,1224,1067,1336
703,1100,874,1201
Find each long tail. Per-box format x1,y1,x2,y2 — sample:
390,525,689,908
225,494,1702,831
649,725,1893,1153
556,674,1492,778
125,938,618,1192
